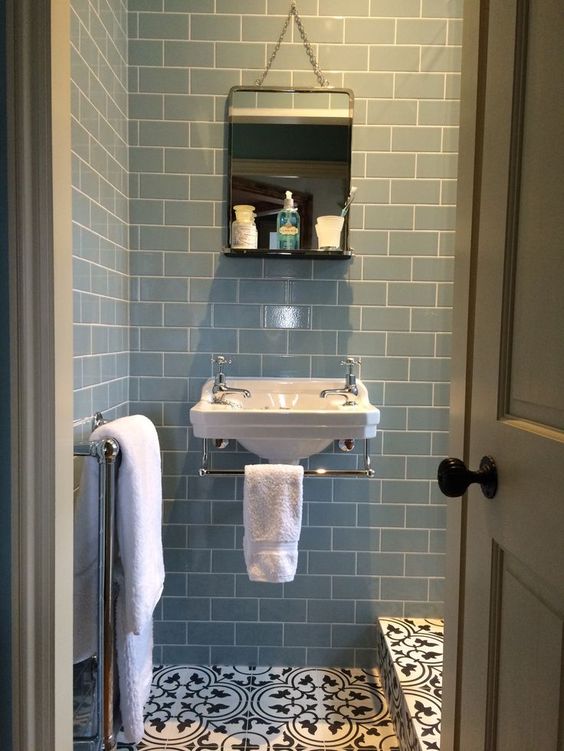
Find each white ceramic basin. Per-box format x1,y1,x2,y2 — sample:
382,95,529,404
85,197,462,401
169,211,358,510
190,377,380,463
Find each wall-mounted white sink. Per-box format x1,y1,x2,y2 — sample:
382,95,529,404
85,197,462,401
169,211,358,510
190,377,380,464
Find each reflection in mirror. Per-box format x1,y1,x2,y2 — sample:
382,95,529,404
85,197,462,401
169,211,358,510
227,87,354,252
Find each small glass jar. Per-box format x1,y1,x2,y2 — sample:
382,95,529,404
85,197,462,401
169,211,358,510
231,204,258,249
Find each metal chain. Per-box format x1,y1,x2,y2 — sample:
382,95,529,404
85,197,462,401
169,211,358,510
255,6,293,87
255,1,331,88
293,5,331,87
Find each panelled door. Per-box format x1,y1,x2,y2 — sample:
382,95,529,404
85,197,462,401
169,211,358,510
451,0,564,747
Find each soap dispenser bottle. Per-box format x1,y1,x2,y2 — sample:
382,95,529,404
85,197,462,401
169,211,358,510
276,190,300,250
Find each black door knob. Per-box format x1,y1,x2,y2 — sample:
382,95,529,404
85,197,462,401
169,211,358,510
437,456,498,499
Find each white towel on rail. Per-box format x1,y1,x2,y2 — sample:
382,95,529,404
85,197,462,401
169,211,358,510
73,414,164,744
115,567,154,745
243,463,304,583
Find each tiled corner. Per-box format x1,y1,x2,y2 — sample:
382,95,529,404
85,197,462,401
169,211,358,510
377,618,443,751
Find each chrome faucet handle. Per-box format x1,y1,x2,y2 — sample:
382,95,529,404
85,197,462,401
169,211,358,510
212,355,232,372
212,355,231,366
340,357,361,374
339,357,360,395
321,357,362,399
212,355,231,388
210,355,251,398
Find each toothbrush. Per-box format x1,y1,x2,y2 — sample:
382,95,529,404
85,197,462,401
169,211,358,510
341,186,358,217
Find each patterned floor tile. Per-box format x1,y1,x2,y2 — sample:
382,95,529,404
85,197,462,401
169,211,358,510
118,664,400,750
376,619,443,751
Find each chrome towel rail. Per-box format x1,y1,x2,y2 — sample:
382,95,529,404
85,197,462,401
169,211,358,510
198,437,375,478
73,411,106,433
73,412,120,751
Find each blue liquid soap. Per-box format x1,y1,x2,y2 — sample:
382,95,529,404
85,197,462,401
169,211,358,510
276,191,300,250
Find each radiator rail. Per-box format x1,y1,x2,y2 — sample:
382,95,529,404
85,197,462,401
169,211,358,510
73,413,120,751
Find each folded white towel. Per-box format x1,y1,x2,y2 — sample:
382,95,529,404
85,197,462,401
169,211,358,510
243,464,304,583
73,414,164,744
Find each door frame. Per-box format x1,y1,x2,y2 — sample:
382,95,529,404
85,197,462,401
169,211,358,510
8,0,74,748
5,0,484,748
442,0,488,748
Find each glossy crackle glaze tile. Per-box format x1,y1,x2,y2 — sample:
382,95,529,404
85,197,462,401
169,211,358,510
118,664,400,750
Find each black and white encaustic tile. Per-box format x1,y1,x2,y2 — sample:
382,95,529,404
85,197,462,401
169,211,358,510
377,619,443,751
117,664,400,750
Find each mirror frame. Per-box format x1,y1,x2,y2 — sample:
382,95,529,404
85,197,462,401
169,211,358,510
226,86,354,255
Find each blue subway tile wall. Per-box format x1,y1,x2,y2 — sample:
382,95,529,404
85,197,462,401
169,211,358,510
128,1,461,667
71,0,130,424
64,1,465,667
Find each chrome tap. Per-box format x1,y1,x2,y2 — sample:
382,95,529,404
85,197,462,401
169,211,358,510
211,356,251,398
320,358,361,400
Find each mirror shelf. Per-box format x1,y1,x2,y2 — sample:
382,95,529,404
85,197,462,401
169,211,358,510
227,86,354,258
222,247,352,259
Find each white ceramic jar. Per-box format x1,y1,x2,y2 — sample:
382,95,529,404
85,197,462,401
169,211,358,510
231,204,258,249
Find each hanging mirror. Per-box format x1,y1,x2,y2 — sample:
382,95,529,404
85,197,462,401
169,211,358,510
226,86,354,257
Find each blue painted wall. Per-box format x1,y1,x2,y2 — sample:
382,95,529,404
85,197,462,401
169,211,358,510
0,0,12,741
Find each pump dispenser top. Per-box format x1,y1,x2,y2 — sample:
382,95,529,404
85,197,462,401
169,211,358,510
283,190,294,209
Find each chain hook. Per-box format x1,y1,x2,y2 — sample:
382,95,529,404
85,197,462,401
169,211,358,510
255,1,331,88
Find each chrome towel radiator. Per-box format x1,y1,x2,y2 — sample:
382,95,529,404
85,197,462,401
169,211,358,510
73,413,120,751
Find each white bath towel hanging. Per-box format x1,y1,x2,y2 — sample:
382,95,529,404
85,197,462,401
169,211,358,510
73,414,164,745
243,463,304,583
